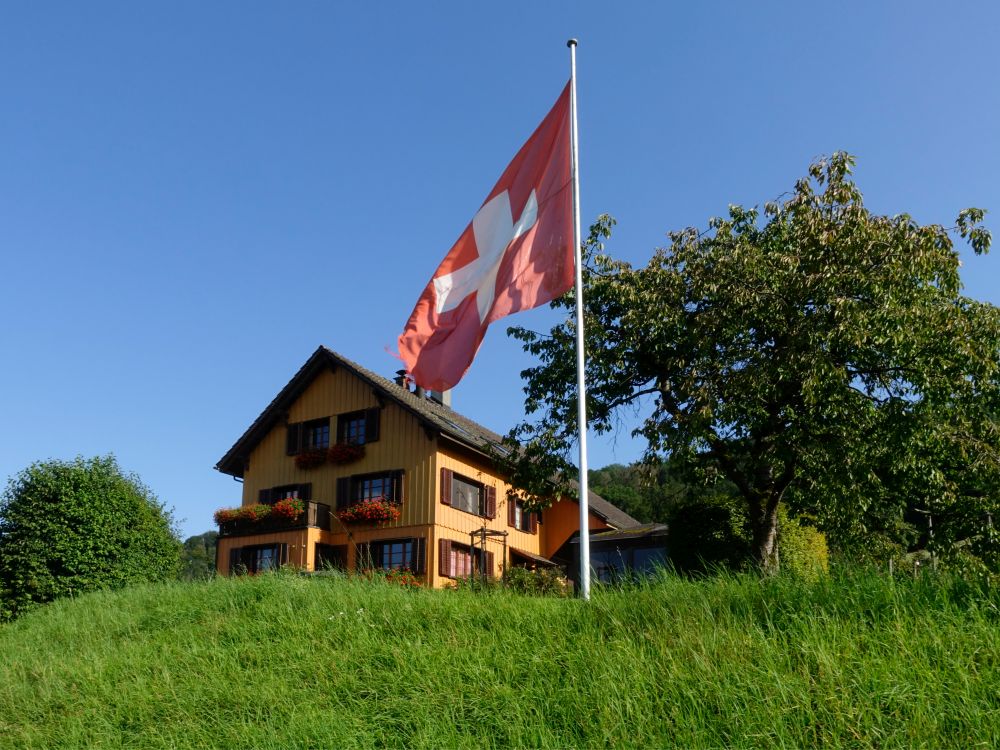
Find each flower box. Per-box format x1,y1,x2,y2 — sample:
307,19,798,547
337,497,400,525
295,449,327,470
327,442,365,465
214,499,306,534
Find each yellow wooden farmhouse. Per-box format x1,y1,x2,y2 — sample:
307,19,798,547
214,346,639,587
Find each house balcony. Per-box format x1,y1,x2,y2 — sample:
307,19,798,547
217,501,333,538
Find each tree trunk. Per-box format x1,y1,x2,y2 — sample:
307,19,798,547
750,501,780,575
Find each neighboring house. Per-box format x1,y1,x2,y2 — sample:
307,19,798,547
570,524,670,584
214,346,640,587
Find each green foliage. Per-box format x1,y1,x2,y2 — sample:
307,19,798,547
588,456,731,524
0,455,180,620
179,532,218,581
3,572,1000,747
666,497,751,574
502,566,570,596
501,153,999,572
778,510,829,580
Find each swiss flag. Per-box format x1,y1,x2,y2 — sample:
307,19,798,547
398,83,574,391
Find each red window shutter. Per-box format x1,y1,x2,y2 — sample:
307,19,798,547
485,486,496,519
484,550,495,578
365,408,380,443
530,512,538,535
440,468,453,506
507,497,517,527
286,423,302,455
438,538,452,577
336,477,350,511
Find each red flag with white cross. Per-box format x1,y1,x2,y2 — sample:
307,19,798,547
398,83,574,391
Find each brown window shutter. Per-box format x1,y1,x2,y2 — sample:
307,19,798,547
392,470,405,503
228,547,241,576
413,537,425,574
440,468,453,506
279,544,289,565
258,488,271,504
286,423,302,455
438,538,452,577
485,486,496,519
299,483,312,501
336,477,350,510
530,512,538,534
484,550,495,578
507,497,517,527
365,408,380,443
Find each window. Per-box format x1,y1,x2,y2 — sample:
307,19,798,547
336,470,404,510
354,474,395,503
438,539,493,579
508,498,537,533
453,475,482,515
336,408,380,445
229,543,287,575
304,418,330,450
259,483,311,504
315,543,347,571
358,537,425,573
285,417,330,455
440,468,496,518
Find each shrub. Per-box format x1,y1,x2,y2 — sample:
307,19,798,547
0,455,180,620
778,510,829,579
503,566,570,596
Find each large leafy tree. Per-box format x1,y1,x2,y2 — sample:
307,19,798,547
501,153,999,572
0,455,180,619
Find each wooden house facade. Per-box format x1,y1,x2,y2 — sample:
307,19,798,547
214,346,638,587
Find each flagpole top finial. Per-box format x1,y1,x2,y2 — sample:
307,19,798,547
567,38,578,48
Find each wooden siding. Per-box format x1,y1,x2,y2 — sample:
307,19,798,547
541,497,610,560
216,528,314,575
428,441,545,587
239,368,436,532
218,364,611,588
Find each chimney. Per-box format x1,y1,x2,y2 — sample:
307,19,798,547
415,386,426,399
393,369,408,388
430,390,452,408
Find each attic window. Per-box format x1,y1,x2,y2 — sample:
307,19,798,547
337,408,380,445
286,417,330,455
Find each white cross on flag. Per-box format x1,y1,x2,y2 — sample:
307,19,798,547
398,83,574,391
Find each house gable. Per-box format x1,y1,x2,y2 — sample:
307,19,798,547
213,345,642,583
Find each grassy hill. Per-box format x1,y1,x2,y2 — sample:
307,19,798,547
2,570,999,749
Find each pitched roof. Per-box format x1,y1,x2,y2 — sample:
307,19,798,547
215,345,640,529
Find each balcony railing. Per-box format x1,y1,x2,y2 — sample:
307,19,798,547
218,501,332,538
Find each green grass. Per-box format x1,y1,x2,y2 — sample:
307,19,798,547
2,570,999,749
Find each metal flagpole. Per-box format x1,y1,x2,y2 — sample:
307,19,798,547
567,38,591,601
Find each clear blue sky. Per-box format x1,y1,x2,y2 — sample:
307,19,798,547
2,2,997,539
